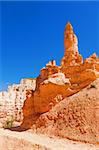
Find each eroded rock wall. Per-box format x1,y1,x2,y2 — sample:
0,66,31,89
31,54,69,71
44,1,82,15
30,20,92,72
0,78,36,126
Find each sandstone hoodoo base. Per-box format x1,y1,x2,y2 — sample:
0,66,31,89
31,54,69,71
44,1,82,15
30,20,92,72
21,22,99,144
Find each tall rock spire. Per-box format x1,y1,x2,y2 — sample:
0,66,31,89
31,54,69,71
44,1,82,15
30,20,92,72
61,22,82,66
64,22,78,52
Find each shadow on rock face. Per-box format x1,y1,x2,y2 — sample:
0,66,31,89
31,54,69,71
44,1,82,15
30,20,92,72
6,126,28,132
7,113,41,132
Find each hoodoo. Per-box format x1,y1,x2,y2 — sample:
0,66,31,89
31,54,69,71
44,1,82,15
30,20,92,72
21,22,99,137
61,22,82,67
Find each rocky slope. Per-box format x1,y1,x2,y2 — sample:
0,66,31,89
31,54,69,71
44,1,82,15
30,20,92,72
32,79,99,144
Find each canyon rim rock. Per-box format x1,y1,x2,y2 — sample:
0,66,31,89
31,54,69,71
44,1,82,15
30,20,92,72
21,22,99,144
0,78,36,126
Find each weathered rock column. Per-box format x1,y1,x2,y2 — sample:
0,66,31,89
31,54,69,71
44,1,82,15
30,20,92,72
61,22,83,67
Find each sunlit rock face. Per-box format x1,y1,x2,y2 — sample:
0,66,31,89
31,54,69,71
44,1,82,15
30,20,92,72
61,22,83,67
32,79,99,144
36,60,60,89
61,22,99,88
0,78,36,124
21,22,99,131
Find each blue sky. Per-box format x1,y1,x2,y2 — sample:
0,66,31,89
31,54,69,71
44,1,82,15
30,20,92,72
0,1,99,91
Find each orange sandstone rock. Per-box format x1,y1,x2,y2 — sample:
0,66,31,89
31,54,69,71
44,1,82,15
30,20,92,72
21,22,99,134
33,79,99,144
61,22,83,67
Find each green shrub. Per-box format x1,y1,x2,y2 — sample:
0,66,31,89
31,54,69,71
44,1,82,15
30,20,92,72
3,116,14,128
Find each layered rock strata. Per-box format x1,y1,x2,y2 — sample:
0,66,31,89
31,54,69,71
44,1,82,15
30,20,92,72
0,78,36,125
